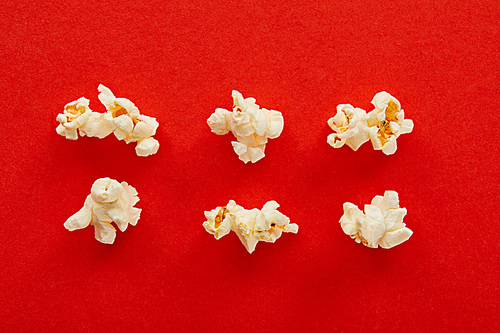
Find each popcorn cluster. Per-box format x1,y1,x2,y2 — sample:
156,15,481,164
59,88,416,252
63,178,141,244
207,90,284,163
56,85,160,157
327,92,414,155
339,191,412,249
203,200,298,253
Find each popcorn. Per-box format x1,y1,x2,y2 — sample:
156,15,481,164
366,92,414,155
339,191,413,249
327,92,413,155
56,97,93,140
203,200,298,253
207,90,284,163
63,178,141,244
327,104,369,151
56,85,160,157
231,141,266,164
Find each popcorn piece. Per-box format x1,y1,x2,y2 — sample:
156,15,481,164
56,97,93,140
56,97,114,140
327,104,369,151
98,85,160,156
203,200,298,253
56,85,160,157
80,111,114,139
339,191,412,249
136,137,160,157
366,92,414,155
231,141,266,164
203,202,238,240
327,92,413,155
207,108,232,135
64,178,141,244
207,90,284,163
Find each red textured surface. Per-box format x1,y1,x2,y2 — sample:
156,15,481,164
1,0,499,332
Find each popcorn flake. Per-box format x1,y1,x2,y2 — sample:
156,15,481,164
207,90,284,163
327,92,414,155
55,97,93,140
63,178,141,244
203,200,298,253
56,85,160,157
339,191,413,249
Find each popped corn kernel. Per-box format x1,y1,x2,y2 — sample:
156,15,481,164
98,85,160,156
203,200,298,253
327,104,369,151
63,178,141,244
366,92,414,155
327,92,413,155
339,191,412,249
56,97,93,140
56,85,160,157
207,90,284,163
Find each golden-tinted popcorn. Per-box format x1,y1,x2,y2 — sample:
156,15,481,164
203,203,236,240
207,90,284,163
56,85,159,157
339,191,412,249
203,200,298,253
63,178,141,244
98,85,160,156
366,92,414,155
327,92,413,155
56,97,93,140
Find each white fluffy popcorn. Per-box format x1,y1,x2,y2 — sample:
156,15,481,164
203,200,298,253
97,85,160,156
339,191,413,249
63,178,141,244
56,85,160,157
327,104,369,151
207,90,284,163
327,92,413,155
56,97,93,140
366,92,414,155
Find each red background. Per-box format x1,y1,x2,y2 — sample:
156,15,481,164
1,0,499,332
